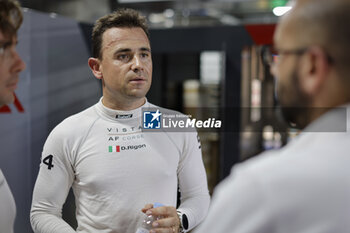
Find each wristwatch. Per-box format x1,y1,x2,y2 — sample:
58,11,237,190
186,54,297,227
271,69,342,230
177,211,189,233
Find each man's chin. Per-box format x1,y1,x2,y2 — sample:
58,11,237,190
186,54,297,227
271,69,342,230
128,89,149,98
0,93,15,107
280,106,310,129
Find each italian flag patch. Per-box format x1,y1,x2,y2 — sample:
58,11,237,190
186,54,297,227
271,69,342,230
109,146,120,152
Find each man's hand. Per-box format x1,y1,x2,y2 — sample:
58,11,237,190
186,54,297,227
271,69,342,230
141,204,180,233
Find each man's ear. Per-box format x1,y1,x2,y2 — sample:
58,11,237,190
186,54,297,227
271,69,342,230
88,57,103,79
299,46,330,95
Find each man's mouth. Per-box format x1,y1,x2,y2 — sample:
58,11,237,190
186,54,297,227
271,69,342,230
129,77,146,83
7,82,18,90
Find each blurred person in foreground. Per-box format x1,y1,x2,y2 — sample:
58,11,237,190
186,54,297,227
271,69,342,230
0,0,26,232
194,0,350,232
0,0,25,107
30,8,209,233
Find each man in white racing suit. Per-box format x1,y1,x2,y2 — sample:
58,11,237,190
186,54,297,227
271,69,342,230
30,8,210,233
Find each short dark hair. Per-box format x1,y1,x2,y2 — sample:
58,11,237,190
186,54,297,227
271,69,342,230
91,8,149,59
0,0,23,38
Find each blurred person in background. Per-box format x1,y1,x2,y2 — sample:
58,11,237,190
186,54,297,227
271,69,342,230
194,0,350,232
0,0,26,232
30,8,209,233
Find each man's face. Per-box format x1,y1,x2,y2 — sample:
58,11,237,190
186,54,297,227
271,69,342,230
0,30,25,107
271,17,312,128
98,27,152,104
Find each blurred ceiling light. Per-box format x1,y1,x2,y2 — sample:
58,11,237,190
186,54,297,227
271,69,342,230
164,9,175,18
149,13,165,24
220,15,240,25
49,13,58,18
164,19,174,28
272,6,292,16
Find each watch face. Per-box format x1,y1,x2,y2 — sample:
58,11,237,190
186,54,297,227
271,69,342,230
182,214,189,230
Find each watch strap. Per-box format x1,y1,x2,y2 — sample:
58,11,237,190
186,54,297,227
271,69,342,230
177,211,188,233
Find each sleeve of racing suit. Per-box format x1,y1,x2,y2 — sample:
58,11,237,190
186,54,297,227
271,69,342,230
176,132,210,232
30,124,76,233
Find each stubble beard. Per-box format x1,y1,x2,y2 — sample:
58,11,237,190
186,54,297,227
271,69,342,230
278,69,312,129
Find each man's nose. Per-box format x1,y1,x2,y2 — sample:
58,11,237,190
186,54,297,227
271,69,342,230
131,55,142,71
11,49,26,73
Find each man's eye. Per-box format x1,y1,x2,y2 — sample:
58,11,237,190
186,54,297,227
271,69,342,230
117,54,129,60
3,42,12,49
0,43,11,55
141,53,149,58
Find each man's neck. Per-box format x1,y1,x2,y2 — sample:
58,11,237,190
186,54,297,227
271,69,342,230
101,96,146,111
